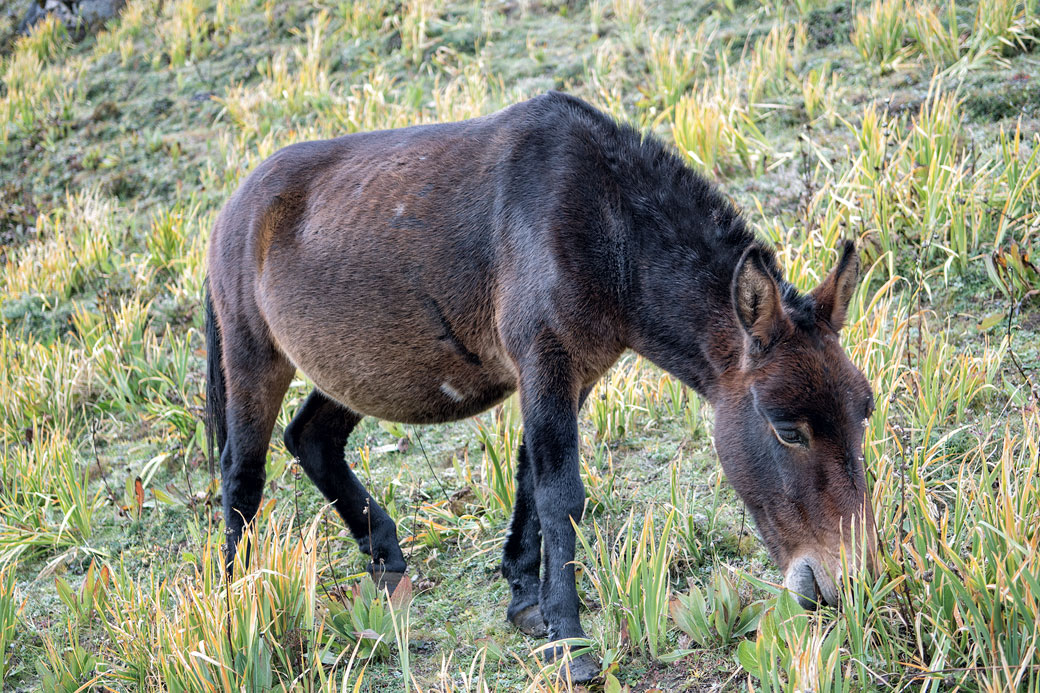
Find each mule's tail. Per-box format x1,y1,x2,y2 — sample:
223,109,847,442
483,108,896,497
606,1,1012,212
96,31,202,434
204,279,227,477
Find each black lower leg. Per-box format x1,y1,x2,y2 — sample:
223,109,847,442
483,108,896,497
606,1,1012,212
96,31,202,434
221,371,294,571
523,378,598,682
502,441,545,635
503,386,593,637
222,429,268,571
284,390,406,579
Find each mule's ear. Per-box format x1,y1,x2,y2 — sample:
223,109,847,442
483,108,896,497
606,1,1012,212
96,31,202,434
812,240,860,331
732,246,789,353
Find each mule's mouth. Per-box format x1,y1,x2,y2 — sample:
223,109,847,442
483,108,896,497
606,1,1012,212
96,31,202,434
784,557,839,610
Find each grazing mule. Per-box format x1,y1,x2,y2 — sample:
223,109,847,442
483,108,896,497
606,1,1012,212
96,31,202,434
205,91,878,681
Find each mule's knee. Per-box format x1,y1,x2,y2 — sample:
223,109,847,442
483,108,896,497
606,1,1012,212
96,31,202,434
534,475,585,528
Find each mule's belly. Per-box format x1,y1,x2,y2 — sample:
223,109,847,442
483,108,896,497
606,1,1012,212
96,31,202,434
294,339,518,424
257,241,517,424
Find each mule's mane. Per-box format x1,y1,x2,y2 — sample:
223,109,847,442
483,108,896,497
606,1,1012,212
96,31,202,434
545,92,817,332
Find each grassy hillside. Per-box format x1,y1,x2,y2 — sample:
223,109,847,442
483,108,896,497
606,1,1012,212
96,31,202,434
1,0,1039,690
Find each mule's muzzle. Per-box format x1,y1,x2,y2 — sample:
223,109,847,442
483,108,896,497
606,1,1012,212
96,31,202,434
784,557,840,610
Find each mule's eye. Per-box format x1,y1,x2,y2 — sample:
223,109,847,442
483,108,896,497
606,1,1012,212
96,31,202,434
773,426,808,448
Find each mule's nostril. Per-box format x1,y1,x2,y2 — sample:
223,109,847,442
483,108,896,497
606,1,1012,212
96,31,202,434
786,561,821,610
785,559,842,610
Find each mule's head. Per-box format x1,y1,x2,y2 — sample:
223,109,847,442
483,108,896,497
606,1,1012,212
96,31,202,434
714,241,877,609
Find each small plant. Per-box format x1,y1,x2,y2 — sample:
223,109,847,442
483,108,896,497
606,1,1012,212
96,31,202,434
611,0,646,37
670,568,763,647
669,461,724,568
586,356,647,441
395,0,439,66
0,431,101,564
799,62,840,126
645,23,715,110
581,441,623,516
38,565,108,688
470,395,522,516
745,21,808,104
908,1,962,70
672,81,769,177
906,320,1003,436
387,576,415,693
986,241,1039,302
37,627,99,693
338,0,392,38
16,13,69,63
737,591,848,692
969,0,1040,59
53,559,109,634
992,123,1040,251
146,203,197,273
325,574,413,661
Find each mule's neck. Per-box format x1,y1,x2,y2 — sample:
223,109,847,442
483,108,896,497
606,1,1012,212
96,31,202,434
552,100,776,401
620,183,760,404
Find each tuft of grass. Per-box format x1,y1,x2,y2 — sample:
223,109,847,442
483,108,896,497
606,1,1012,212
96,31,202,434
325,573,413,662
737,591,848,692
672,78,770,177
644,24,714,110
799,61,840,126
746,20,808,105
670,567,764,648
0,431,103,565
851,0,913,74
909,0,963,70
15,13,69,63
93,510,376,690
574,508,676,661
0,563,19,687
468,394,522,516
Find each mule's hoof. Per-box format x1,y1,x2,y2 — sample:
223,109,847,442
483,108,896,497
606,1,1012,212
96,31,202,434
510,604,548,638
545,651,600,684
369,569,405,594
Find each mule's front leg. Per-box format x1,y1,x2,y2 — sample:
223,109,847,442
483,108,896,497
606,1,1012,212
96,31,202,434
502,442,547,637
503,387,592,638
519,366,598,681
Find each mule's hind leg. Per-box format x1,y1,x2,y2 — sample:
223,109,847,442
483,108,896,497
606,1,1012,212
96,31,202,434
220,329,295,570
284,389,407,589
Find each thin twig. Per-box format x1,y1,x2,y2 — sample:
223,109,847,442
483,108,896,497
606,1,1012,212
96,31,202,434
412,427,451,505
88,419,119,509
1004,293,1040,405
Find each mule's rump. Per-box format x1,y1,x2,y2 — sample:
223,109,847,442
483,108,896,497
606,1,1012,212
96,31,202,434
209,94,623,423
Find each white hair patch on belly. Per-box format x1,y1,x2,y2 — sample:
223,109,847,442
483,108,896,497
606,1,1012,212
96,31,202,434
440,382,464,402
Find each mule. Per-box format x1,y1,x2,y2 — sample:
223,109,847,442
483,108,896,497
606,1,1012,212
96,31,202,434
205,91,878,682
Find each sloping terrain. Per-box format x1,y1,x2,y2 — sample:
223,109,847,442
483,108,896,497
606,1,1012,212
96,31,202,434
1,0,1039,690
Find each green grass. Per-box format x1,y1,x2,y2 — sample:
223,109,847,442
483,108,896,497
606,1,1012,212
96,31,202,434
1,0,1039,690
